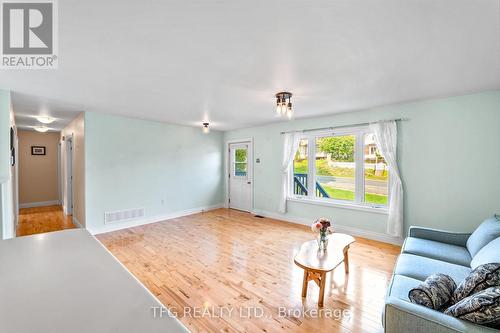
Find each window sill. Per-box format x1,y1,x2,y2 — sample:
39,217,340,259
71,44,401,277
287,197,389,215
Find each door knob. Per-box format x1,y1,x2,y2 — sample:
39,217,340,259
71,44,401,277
247,181,251,184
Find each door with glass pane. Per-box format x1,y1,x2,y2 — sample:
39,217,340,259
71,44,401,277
229,142,252,212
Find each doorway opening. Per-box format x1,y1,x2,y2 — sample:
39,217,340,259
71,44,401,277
16,130,75,236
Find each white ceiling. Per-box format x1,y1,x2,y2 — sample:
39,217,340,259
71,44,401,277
2,0,500,131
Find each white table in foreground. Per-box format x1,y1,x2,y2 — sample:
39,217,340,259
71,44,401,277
0,229,189,333
293,233,356,307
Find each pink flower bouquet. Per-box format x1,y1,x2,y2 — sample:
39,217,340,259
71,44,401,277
311,218,333,234
311,218,333,250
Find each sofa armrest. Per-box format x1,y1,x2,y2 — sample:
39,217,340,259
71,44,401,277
408,226,471,247
384,297,497,333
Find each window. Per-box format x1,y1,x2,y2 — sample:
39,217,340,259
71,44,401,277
293,139,308,195
315,135,356,201
234,147,248,177
364,134,388,205
289,127,389,209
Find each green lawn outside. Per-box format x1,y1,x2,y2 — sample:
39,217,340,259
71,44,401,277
322,186,354,201
321,185,388,205
293,158,388,205
365,193,388,205
294,159,308,173
294,159,388,181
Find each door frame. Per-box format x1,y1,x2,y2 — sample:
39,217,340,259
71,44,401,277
64,135,73,215
225,138,254,212
12,125,19,234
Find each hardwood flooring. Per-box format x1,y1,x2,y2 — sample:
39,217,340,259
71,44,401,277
17,205,75,236
97,208,400,333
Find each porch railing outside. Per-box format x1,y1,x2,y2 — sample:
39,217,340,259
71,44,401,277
293,173,330,198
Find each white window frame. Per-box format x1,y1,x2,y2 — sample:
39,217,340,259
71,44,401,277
232,145,249,180
288,126,389,213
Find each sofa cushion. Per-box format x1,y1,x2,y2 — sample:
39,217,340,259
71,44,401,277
471,237,500,270
403,237,472,267
395,253,471,285
453,263,500,303
387,274,423,301
408,274,456,310
445,287,500,328
466,215,500,257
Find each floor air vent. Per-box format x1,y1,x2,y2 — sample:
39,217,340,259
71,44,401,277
104,208,145,224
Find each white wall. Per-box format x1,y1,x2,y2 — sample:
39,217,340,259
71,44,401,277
0,90,18,239
1,179,15,239
0,90,10,183
84,112,224,234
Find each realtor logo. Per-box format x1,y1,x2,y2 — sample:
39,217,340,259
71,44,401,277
1,0,58,69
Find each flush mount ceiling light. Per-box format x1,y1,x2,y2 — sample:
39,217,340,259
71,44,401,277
275,92,293,119
36,116,55,124
34,126,49,133
202,122,210,134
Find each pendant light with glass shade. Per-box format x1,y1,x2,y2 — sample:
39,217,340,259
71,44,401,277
202,122,210,134
36,116,55,124
275,92,293,119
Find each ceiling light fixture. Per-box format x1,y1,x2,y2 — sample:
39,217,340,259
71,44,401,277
202,122,210,134
34,126,49,133
275,92,293,119
36,116,55,124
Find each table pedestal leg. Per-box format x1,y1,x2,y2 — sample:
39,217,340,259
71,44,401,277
301,269,328,307
301,270,308,298
318,272,326,307
343,246,350,274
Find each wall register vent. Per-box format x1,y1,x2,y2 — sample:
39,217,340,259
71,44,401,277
104,208,145,224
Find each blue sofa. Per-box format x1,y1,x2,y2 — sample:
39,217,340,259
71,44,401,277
383,215,500,333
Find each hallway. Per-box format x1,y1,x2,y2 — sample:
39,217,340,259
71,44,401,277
17,205,75,236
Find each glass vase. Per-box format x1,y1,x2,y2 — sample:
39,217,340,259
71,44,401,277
317,230,329,251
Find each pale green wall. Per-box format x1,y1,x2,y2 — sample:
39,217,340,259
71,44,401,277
0,90,10,184
224,91,500,235
84,112,224,233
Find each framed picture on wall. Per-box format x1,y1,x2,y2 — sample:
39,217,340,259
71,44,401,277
31,146,46,155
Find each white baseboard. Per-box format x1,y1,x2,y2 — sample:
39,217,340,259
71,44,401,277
88,203,224,235
19,200,61,209
251,209,403,245
72,216,83,229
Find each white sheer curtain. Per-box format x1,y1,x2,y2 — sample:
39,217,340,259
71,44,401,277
369,121,403,237
279,132,301,213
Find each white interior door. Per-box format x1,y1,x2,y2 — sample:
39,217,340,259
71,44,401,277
228,142,252,212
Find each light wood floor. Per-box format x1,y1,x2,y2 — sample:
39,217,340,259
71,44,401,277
17,205,75,236
97,208,400,333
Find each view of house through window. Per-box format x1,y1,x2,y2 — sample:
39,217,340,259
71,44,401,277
290,129,389,208
364,134,389,205
293,139,308,195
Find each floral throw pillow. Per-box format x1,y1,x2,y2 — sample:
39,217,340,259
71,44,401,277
408,273,456,310
453,263,500,303
445,287,500,328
